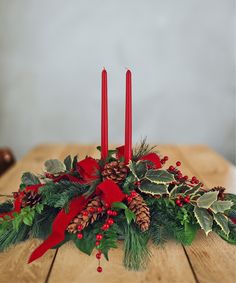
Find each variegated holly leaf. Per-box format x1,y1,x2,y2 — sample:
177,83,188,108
44,159,66,174
213,213,230,236
194,206,213,235
185,183,202,196
197,191,218,209
145,170,174,184
170,185,192,197
129,161,148,180
210,200,233,214
139,180,168,195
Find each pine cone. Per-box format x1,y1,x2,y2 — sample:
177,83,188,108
128,193,150,232
211,186,226,200
67,196,105,233
21,191,42,208
101,161,128,183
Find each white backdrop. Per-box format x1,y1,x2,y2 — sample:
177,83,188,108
0,0,235,163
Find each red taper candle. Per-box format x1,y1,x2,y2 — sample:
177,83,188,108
101,69,108,160
124,69,132,163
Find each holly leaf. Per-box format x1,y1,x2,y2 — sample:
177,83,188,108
124,208,136,224
194,206,213,235
197,191,218,209
170,185,190,197
145,170,174,184
112,202,127,210
44,159,66,174
64,155,72,171
21,172,40,186
185,184,202,196
213,213,230,236
210,200,233,214
139,180,168,195
74,232,95,255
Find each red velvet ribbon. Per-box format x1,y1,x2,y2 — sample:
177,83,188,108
28,179,125,263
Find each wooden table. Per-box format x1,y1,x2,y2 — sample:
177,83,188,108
0,144,236,283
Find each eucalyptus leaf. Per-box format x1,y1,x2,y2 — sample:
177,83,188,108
44,159,66,174
194,206,213,235
213,213,230,236
145,170,174,184
210,201,233,214
21,172,40,186
139,180,168,195
197,191,218,209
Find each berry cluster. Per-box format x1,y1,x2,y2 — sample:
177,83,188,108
175,195,190,207
168,161,202,186
125,190,137,203
160,155,169,165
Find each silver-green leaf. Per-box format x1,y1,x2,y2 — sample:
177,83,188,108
210,200,233,214
194,206,213,235
197,191,218,209
44,159,66,174
213,213,230,236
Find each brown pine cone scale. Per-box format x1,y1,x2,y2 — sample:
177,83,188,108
67,196,105,233
102,161,128,183
21,191,42,208
128,193,150,232
210,186,226,200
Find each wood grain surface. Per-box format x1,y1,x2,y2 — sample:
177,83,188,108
0,144,235,283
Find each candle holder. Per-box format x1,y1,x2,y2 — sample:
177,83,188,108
0,140,235,272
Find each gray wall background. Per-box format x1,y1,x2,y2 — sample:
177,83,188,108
0,0,235,163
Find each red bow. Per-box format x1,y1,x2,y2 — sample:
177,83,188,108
28,179,125,263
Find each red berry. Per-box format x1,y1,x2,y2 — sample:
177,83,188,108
184,197,190,203
77,225,83,231
164,156,169,161
127,196,133,202
102,224,109,230
112,211,118,216
161,159,165,164
184,175,188,180
13,192,19,198
179,203,183,207
82,211,88,216
95,241,100,246
168,166,175,171
77,233,83,239
107,218,114,225
194,179,199,184
97,207,103,213
192,176,196,181
131,191,137,198
176,161,181,166
104,203,110,208
107,210,113,216
97,266,103,273
175,199,181,205
96,253,101,259
89,207,95,213
96,234,103,241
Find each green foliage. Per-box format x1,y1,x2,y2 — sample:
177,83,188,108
215,222,236,244
139,180,168,195
213,213,229,236
122,223,151,270
21,172,40,186
145,170,174,184
74,229,96,256
174,223,198,245
197,191,218,208
0,201,13,213
194,206,213,235
40,181,87,208
44,159,66,174
64,155,72,171
112,202,136,224
132,138,157,161
210,200,233,213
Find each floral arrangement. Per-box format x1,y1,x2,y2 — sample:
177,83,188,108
0,70,236,273
0,141,236,272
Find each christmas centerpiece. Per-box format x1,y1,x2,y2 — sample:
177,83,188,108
0,70,236,273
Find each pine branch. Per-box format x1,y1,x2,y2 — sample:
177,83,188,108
133,137,158,161
0,201,13,213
